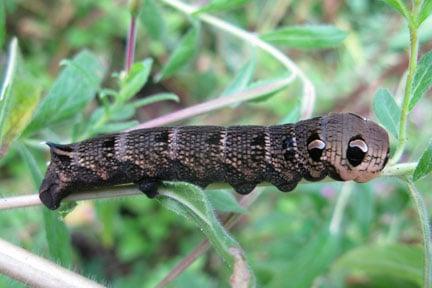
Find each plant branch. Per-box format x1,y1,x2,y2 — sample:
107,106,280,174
159,0,315,119
406,179,432,288
129,78,293,130
0,162,418,211
0,237,104,288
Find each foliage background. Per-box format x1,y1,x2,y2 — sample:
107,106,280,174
0,0,432,287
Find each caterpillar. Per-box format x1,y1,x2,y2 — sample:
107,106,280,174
39,112,390,210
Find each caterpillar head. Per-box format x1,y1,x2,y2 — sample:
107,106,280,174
305,113,390,182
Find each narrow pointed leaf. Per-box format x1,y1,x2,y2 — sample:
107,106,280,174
413,142,432,181
95,120,139,134
157,26,199,81
222,58,256,96
119,58,153,102
132,92,179,108
139,0,165,40
26,50,106,133
418,0,432,26
260,25,347,49
373,88,401,139
409,51,432,111
382,0,410,19
158,182,252,274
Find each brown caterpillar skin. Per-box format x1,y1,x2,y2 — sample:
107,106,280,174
39,113,390,210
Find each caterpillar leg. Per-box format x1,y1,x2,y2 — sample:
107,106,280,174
136,179,160,198
231,182,258,195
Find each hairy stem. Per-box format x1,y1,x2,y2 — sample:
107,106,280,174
0,162,417,211
0,237,103,288
406,179,432,288
391,8,419,163
130,78,292,130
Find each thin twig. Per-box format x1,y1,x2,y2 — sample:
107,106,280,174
0,162,417,211
129,78,293,130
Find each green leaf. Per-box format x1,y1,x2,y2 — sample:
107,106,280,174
0,39,41,157
110,104,136,121
95,120,139,134
409,51,432,111
418,0,432,26
132,92,179,108
157,26,200,81
158,182,252,277
381,0,410,19
207,190,246,214
413,142,432,181
119,58,153,102
25,50,107,133
246,75,292,103
194,0,250,15
16,143,73,267
222,58,256,96
0,1,5,49
260,25,347,49
333,244,423,286
373,88,401,139
139,0,165,40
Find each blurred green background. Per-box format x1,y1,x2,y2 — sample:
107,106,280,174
1,0,432,287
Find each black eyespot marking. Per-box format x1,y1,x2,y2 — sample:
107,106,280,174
347,136,368,167
307,133,325,162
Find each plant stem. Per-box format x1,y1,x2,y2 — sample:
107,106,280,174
391,8,419,163
0,162,417,211
129,78,293,130
406,179,432,288
125,13,137,72
0,237,104,288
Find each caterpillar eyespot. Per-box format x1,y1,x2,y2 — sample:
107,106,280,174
39,112,390,210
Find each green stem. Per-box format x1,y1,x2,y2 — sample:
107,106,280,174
406,179,432,288
391,6,420,163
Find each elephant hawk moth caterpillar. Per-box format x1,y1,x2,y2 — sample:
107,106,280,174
39,112,390,210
